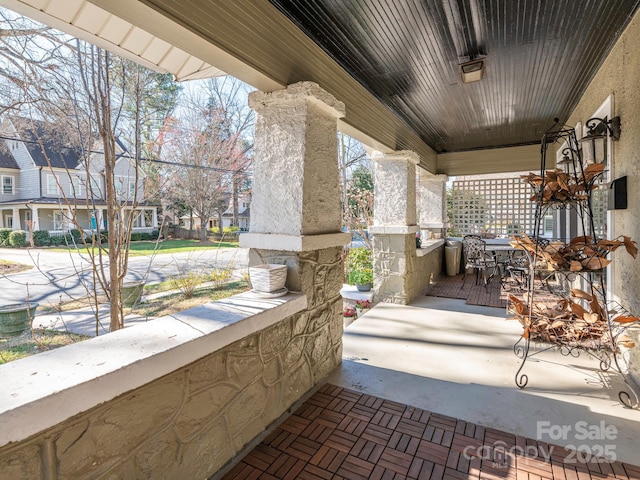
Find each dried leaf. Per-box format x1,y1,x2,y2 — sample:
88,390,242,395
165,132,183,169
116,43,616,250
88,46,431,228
570,289,593,301
569,260,583,272
570,236,592,246
583,312,600,324
623,236,638,259
613,315,640,324
618,335,636,349
570,302,588,318
581,256,611,270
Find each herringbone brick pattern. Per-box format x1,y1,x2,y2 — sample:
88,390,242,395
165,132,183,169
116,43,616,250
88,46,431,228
223,384,640,480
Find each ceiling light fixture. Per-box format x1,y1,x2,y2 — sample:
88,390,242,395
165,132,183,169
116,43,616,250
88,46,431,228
459,58,485,84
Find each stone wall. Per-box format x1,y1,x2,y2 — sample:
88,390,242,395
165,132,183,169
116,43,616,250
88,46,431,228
374,235,443,304
0,248,343,480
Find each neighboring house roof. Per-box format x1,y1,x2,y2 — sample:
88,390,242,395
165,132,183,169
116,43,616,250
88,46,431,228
9,116,82,169
222,206,250,218
0,147,19,169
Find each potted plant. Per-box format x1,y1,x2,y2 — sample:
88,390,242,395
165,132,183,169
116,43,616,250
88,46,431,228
348,247,373,292
343,306,357,328
355,299,371,317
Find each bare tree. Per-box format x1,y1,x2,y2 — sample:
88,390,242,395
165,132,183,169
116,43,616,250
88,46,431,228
164,80,253,241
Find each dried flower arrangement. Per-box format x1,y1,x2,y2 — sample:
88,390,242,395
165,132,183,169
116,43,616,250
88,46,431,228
511,234,637,272
509,289,639,351
521,164,605,204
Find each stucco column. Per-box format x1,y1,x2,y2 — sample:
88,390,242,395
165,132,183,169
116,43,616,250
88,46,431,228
0,211,4,228
152,208,158,228
417,171,448,237
140,209,146,228
31,206,39,231
239,82,349,399
12,207,21,230
369,150,420,304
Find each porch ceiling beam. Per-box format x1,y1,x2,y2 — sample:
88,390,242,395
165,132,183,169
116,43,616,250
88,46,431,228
83,0,438,172
437,144,541,176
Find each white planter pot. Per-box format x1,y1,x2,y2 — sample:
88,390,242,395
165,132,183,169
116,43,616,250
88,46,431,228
249,264,288,293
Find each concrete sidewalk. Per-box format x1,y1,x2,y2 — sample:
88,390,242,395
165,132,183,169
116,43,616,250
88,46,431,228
33,307,153,337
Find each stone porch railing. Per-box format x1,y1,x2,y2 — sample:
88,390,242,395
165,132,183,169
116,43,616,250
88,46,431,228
0,290,342,479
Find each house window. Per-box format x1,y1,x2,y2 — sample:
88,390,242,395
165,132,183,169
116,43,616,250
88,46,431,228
543,215,554,237
53,211,65,231
4,214,12,228
2,175,14,195
128,181,136,198
89,177,102,198
132,211,143,228
71,176,83,197
47,175,60,195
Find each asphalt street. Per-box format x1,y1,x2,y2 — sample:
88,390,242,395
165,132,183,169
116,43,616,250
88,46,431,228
0,247,248,307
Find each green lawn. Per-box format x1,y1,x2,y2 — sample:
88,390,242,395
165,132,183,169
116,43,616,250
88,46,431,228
55,239,238,255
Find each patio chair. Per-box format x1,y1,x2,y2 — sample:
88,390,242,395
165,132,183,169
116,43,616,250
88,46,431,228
461,237,497,290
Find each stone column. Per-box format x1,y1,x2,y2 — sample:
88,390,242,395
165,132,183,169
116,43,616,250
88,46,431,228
369,150,420,304
12,207,21,230
240,82,349,398
416,171,448,237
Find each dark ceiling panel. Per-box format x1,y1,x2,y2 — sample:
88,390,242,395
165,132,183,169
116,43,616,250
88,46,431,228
269,0,640,153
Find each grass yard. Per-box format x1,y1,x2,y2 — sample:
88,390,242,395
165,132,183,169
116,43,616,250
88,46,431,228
0,329,87,365
0,259,32,275
133,280,249,317
56,239,238,256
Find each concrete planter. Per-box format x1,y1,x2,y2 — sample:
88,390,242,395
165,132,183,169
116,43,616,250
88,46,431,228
249,264,287,293
0,303,38,338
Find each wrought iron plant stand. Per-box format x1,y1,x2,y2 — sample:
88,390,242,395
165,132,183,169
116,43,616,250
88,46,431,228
509,119,640,408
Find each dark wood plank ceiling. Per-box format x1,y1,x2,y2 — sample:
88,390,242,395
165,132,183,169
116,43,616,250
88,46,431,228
269,0,640,153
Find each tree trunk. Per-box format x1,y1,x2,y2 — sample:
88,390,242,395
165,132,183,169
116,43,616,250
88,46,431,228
218,211,224,236
200,216,208,242
232,176,239,227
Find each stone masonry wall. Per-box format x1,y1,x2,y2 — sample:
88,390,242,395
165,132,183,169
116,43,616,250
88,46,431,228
0,249,343,480
374,234,442,304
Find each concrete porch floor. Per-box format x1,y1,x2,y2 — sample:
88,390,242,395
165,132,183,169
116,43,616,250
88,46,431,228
326,296,640,466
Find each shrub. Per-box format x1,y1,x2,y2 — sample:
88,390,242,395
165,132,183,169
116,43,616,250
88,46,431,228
70,229,83,239
9,230,27,248
130,232,142,241
49,235,63,246
0,228,12,246
223,226,240,234
32,230,51,247
209,268,232,287
139,232,152,241
150,229,160,240
347,247,373,285
170,272,205,299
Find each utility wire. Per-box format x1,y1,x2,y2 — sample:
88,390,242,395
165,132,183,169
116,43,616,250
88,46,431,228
0,133,252,174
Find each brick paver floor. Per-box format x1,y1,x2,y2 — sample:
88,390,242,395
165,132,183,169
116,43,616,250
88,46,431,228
223,384,640,480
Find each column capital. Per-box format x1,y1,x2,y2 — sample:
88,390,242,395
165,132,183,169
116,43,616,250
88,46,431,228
418,170,448,183
372,150,420,165
249,81,346,119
